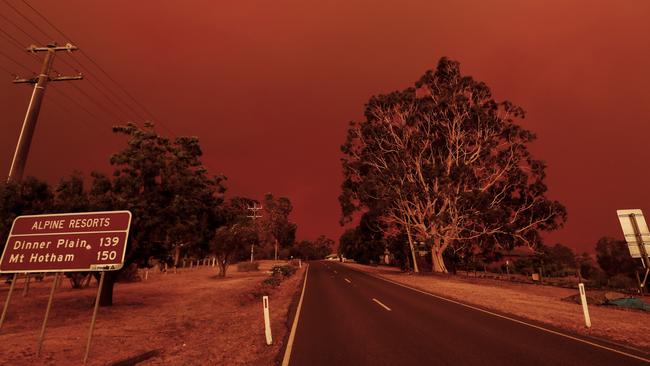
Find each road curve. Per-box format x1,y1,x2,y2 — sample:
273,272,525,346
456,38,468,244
287,261,649,366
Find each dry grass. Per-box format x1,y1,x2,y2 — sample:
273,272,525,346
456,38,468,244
0,260,304,365
344,263,650,352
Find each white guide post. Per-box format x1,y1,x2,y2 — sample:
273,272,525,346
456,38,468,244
578,283,591,328
263,296,272,345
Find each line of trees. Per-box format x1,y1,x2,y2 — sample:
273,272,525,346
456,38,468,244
502,238,642,289
1,122,332,306
339,57,566,273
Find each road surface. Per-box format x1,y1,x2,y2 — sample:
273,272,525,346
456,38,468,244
287,261,649,366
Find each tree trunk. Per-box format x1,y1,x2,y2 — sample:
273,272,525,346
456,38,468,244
405,253,412,272
405,225,419,273
173,246,181,267
217,255,228,277
98,271,118,307
431,245,448,273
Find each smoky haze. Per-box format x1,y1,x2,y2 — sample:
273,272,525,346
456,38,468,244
1,0,649,252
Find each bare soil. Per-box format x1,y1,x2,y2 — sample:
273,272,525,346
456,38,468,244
343,262,650,352
0,260,305,365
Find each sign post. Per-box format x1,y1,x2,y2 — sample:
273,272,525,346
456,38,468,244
0,273,17,329
84,271,105,364
616,209,650,292
37,272,59,356
0,210,131,359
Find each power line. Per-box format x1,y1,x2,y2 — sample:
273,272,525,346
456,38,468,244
0,25,30,51
43,89,98,133
48,85,110,128
69,55,146,121
0,48,32,73
0,12,41,44
7,0,144,124
12,1,221,176
67,81,123,122
19,0,154,125
75,51,175,133
0,25,43,67
50,54,133,122
0,61,16,76
71,69,132,121
20,0,73,42
2,0,52,42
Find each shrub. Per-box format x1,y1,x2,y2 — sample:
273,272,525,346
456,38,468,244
262,276,281,287
271,265,297,277
117,263,141,282
608,274,637,290
237,261,260,272
585,270,609,288
288,259,301,267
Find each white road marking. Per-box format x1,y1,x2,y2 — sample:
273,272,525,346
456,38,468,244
344,278,351,283
370,273,650,363
372,298,392,311
281,265,309,366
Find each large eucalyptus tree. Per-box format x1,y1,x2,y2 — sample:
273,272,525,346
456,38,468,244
341,58,566,272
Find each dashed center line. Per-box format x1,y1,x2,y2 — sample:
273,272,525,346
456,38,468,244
344,278,351,283
372,298,392,311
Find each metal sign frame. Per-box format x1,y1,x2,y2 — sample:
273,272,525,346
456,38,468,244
616,209,650,259
616,209,650,292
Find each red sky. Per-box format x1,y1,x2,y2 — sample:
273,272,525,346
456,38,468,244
1,1,650,253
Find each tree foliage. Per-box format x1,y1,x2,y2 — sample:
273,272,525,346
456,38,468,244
0,177,53,253
290,235,334,260
340,57,566,272
595,236,638,278
539,243,576,277
211,197,259,276
109,123,225,267
259,193,297,259
0,122,305,305
79,122,225,305
338,221,385,265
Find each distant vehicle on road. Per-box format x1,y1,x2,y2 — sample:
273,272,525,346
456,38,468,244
325,254,354,263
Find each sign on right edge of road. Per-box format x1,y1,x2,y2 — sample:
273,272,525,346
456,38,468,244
616,209,650,259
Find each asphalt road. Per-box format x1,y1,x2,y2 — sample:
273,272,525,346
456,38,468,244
287,261,649,366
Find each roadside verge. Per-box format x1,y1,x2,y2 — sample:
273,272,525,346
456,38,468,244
342,262,650,355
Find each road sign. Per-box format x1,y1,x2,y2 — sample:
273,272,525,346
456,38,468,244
616,209,650,259
0,211,131,273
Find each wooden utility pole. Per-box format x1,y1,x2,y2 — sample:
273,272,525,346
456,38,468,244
247,203,262,262
7,43,82,183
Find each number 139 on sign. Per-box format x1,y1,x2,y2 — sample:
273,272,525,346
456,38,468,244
99,237,119,246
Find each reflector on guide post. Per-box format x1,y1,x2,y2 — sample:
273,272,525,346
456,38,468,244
616,209,650,259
